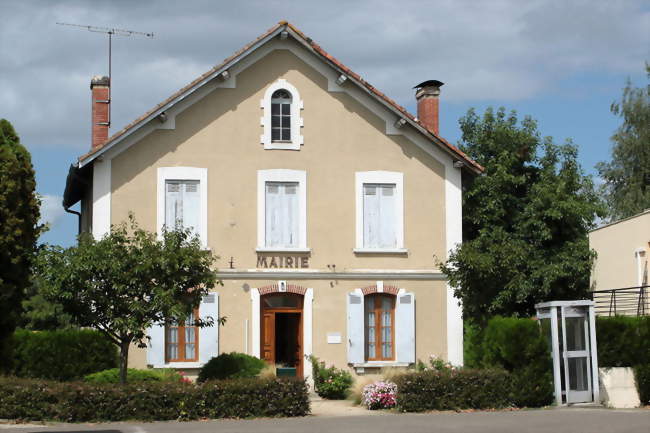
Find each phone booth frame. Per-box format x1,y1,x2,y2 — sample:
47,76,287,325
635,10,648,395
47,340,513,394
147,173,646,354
535,300,599,406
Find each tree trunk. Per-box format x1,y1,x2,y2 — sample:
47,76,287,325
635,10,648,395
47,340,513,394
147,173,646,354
119,340,130,384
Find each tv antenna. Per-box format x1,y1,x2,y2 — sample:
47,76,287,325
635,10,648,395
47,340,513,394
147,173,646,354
56,22,154,126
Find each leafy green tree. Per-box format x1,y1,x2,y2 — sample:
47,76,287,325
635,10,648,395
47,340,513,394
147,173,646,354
596,64,650,220
0,119,40,372
36,216,224,384
19,278,75,331
442,108,603,323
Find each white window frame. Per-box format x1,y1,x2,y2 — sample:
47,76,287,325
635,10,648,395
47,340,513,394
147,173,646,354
157,167,208,248
260,79,304,150
354,171,405,253
257,169,308,252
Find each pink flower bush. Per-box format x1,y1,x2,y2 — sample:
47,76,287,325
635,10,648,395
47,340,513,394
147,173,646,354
361,381,397,410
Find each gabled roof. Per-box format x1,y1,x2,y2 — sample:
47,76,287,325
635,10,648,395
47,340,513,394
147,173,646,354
78,21,483,173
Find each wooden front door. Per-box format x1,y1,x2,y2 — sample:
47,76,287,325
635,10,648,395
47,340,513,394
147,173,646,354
260,293,304,377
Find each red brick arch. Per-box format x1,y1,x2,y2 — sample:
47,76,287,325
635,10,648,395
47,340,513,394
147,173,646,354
361,285,399,296
257,284,307,296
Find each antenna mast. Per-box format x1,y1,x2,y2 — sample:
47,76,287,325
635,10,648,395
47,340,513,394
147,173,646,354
56,22,154,127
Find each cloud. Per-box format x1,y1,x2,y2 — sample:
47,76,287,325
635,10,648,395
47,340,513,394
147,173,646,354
1,0,648,153
39,194,66,228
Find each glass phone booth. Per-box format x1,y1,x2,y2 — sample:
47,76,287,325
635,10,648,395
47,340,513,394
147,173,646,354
535,300,599,405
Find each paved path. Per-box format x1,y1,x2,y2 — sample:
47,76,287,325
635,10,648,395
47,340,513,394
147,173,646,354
1,407,649,433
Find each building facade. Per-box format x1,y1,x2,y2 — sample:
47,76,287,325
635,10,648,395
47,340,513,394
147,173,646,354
63,22,482,380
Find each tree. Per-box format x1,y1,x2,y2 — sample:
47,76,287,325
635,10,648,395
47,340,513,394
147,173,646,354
0,119,40,373
36,216,224,384
441,108,604,323
596,64,650,220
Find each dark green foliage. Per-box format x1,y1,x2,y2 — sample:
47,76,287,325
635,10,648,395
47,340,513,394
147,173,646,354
597,316,650,367
633,363,650,405
197,352,267,382
84,368,183,384
442,108,603,321
0,119,40,372
309,355,353,399
463,317,554,407
19,279,74,330
36,215,224,383
0,376,309,421
596,65,650,220
12,329,117,381
395,369,515,412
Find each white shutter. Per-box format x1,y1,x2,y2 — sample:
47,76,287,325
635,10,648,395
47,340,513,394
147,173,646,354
395,291,415,363
165,181,182,229
379,185,396,248
182,181,200,236
347,291,364,363
363,185,379,248
265,183,280,247
146,322,166,367
199,293,219,364
285,183,298,247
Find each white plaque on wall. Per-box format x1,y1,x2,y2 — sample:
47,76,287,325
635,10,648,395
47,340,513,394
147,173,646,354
327,332,342,344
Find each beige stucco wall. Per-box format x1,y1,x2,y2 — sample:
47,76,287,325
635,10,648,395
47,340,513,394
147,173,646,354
589,210,650,291
114,42,451,370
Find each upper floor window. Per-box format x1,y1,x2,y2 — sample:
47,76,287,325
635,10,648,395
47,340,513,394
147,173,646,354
157,167,208,248
271,90,292,142
355,171,405,253
257,169,308,252
261,79,303,150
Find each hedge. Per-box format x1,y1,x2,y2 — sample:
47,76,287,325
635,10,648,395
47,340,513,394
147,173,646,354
596,316,650,367
634,364,650,406
84,368,184,384
0,376,310,421
12,329,118,381
395,369,548,412
198,352,267,383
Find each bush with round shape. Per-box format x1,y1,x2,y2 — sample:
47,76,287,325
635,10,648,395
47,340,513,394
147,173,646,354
309,355,353,399
362,381,397,410
197,352,267,383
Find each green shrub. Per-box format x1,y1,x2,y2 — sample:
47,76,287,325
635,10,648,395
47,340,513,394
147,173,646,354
597,316,650,367
0,376,309,421
84,368,183,383
12,329,117,381
197,352,267,383
634,363,650,406
309,355,353,399
395,369,514,412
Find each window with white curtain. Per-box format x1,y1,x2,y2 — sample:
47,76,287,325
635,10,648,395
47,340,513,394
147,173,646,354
363,183,397,248
265,182,299,248
165,180,200,236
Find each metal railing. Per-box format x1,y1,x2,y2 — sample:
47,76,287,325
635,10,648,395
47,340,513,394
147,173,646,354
591,285,649,316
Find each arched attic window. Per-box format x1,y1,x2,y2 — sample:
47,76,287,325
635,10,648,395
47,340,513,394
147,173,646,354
271,89,292,142
261,79,303,150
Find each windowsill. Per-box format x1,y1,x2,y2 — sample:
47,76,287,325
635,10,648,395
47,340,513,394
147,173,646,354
352,361,410,368
256,247,311,253
353,248,408,254
264,142,300,151
152,362,203,369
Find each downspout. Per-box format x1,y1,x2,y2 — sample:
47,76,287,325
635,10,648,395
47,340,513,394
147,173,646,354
64,205,82,235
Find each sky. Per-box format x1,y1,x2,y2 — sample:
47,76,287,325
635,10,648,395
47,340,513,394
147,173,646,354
1,0,648,247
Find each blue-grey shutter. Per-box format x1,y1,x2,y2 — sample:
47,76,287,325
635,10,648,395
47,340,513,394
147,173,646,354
146,322,165,367
199,293,219,364
347,291,364,363
395,291,415,363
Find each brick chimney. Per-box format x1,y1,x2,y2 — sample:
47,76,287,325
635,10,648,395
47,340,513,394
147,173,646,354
90,75,110,149
414,80,444,136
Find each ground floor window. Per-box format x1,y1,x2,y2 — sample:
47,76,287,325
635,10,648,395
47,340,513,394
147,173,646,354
166,311,199,362
365,294,395,360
